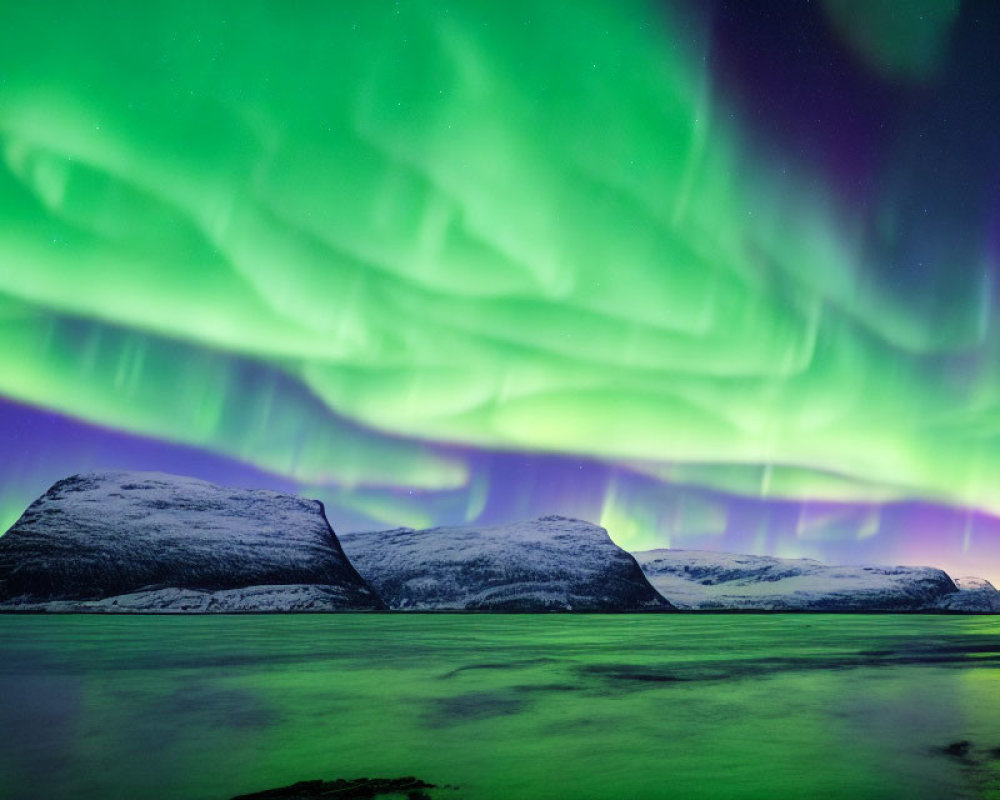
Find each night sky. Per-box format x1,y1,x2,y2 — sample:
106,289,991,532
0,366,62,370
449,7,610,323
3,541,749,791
2,0,1000,581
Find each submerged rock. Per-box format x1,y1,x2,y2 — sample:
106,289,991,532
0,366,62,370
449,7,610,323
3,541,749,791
230,776,437,799
631,548,960,611
941,741,973,759
0,471,383,612
340,515,673,611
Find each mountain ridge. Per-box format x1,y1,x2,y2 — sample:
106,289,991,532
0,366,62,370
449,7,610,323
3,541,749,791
0,470,383,612
630,547,999,612
340,515,673,612
1,471,995,613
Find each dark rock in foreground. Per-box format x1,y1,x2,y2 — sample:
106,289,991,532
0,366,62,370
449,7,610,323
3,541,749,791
231,776,436,800
632,548,962,611
340,516,673,611
0,471,383,612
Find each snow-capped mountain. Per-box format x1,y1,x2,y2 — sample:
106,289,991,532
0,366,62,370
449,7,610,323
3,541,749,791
0,471,383,612
631,548,963,611
5,472,990,615
936,576,1000,612
340,516,672,611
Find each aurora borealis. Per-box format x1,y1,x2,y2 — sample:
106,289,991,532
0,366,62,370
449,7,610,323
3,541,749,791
2,1,1000,580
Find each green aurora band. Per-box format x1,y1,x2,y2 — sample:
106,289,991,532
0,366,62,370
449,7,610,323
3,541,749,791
1,1,998,558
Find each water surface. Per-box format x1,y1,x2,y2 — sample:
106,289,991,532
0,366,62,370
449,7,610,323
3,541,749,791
1,615,999,799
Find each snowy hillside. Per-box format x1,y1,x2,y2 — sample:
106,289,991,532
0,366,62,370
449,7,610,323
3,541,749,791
340,516,672,611
936,576,1000,612
0,471,382,612
631,548,962,611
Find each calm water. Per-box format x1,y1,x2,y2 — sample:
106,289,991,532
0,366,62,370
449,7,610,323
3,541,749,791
1,615,999,800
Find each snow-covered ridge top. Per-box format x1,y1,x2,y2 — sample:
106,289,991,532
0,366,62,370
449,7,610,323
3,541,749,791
347,516,594,533
39,469,316,505
633,548,946,578
348,514,617,547
954,576,997,592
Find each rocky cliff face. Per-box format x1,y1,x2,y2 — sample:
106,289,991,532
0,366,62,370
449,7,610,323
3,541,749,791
340,516,672,611
631,548,960,611
0,471,383,612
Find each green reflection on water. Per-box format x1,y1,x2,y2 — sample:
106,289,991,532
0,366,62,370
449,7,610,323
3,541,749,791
1,615,999,800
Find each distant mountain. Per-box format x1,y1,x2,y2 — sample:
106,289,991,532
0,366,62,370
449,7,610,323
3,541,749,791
936,576,1000,613
0,471,383,612
340,516,673,611
5,474,991,615
631,548,970,612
